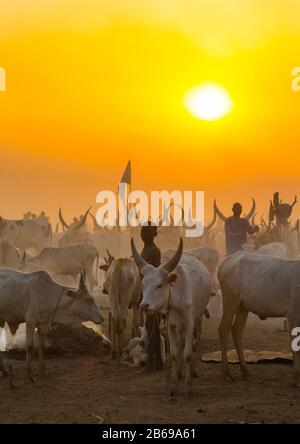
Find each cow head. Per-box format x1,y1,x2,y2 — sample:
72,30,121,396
131,237,183,313
64,270,104,325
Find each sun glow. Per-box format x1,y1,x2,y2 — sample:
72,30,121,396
184,83,233,121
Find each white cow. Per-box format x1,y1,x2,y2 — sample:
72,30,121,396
131,237,212,397
100,257,141,357
0,269,103,380
218,251,300,386
22,244,99,290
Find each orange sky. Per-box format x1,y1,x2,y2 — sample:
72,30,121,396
1,1,300,223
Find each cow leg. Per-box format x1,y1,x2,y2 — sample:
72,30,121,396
117,323,125,358
122,318,126,353
218,301,236,381
111,318,117,358
176,328,184,380
85,265,95,291
193,316,202,351
168,324,178,396
26,322,35,382
0,319,8,377
231,304,249,378
183,324,194,398
0,359,8,377
108,312,112,341
37,328,46,378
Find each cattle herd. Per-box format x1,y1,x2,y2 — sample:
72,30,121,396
1,193,300,399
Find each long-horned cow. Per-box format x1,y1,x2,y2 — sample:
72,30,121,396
214,198,256,223
0,269,103,380
22,244,100,290
131,237,212,397
218,251,300,386
100,254,141,357
58,208,93,247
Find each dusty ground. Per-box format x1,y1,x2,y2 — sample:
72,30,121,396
1,310,300,424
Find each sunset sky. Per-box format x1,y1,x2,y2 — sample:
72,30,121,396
1,1,300,223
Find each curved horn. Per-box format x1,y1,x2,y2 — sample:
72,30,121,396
205,206,217,231
59,208,69,229
251,213,257,226
245,198,256,220
261,217,268,231
89,212,97,226
74,207,92,231
131,238,151,274
214,199,226,222
161,237,183,273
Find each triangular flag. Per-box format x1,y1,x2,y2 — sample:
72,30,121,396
120,160,131,185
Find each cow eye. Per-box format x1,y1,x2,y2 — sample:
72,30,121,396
157,284,163,289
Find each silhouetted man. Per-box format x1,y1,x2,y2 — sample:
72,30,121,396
225,202,259,256
140,222,163,370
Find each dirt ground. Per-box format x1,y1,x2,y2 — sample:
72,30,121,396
1,310,300,424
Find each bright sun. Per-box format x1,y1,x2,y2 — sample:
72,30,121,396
184,83,233,121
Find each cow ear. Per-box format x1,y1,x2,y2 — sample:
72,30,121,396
99,264,109,272
167,273,179,286
65,289,76,298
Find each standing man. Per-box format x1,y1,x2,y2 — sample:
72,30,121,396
139,222,163,370
225,202,259,256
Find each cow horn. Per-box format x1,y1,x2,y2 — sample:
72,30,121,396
205,206,217,231
251,213,257,226
89,212,97,226
261,217,268,231
214,200,226,222
131,238,151,274
59,208,69,229
245,198,256,220
74,207,92,231
161,237,183,273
